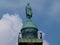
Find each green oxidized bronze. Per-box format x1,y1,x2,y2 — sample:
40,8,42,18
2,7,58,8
21,3,38,39
26,3,32,19
21,19,38,39
18,2,43,45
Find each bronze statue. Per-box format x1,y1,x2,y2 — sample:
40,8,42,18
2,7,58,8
26,3,32,19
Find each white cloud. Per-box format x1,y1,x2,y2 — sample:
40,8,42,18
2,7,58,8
0,13,23,45
43,40,49,45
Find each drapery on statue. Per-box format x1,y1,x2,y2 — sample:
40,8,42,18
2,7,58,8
26,3,32,19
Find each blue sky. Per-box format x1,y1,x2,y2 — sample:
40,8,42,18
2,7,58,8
0,0,60,45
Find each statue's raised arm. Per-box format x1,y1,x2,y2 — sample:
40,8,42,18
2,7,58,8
26,3,32,19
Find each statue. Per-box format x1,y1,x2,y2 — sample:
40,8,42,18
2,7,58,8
26,3,32,19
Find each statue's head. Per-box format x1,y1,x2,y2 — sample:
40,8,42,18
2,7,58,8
27,3,30,6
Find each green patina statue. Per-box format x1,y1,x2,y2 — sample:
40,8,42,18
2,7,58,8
26,3,32,19
18,2,43,45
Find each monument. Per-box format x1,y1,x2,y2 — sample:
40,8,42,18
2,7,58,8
18,2,43,45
